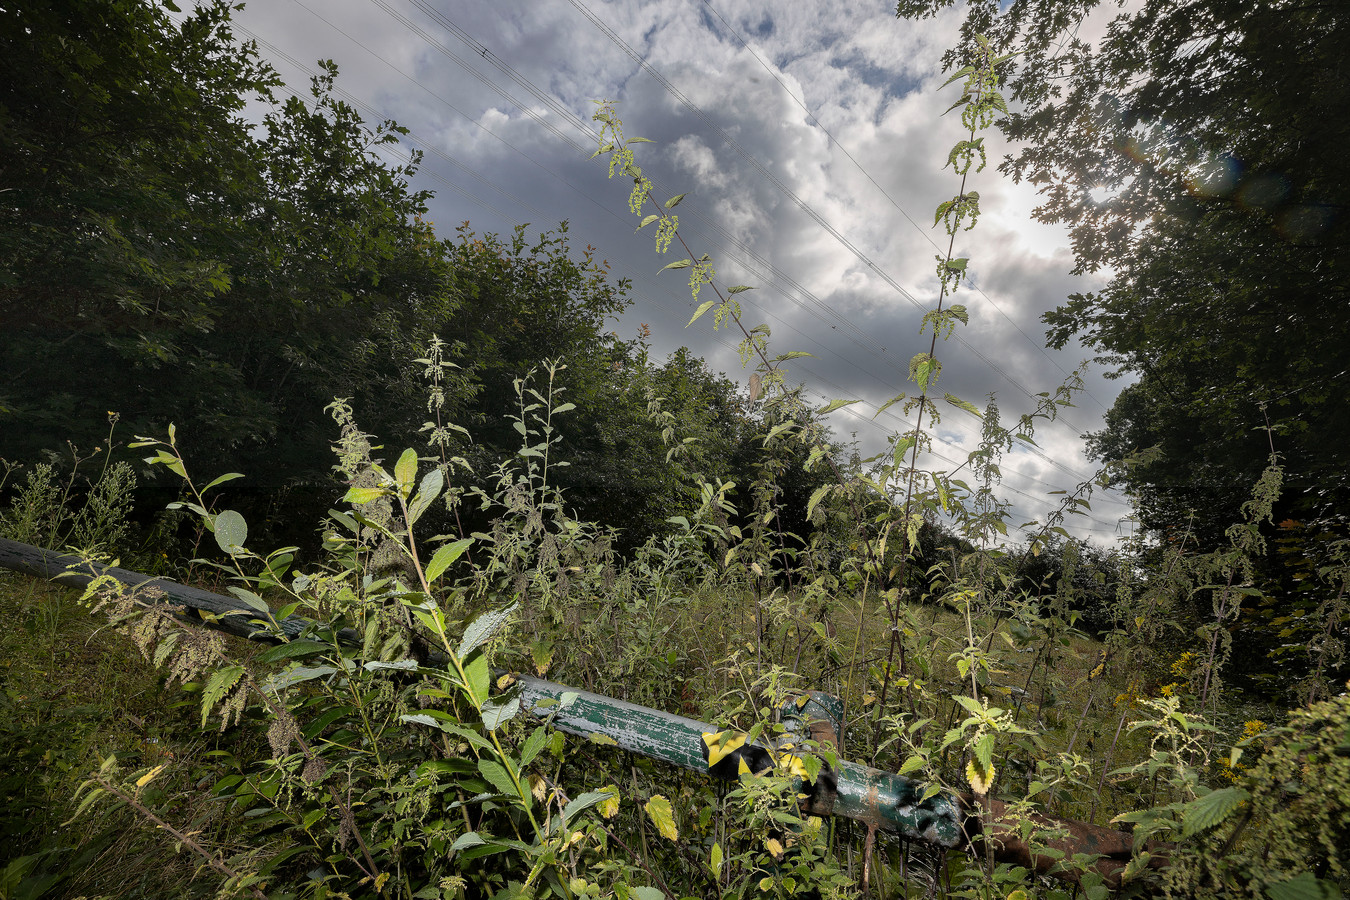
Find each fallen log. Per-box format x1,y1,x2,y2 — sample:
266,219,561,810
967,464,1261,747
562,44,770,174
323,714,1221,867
0,536,1157,887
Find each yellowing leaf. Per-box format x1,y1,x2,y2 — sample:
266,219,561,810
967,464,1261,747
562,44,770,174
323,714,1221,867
136,764,166,788
599,786,620,819
644,795,679,841
966,759,995,795
765,837,785,860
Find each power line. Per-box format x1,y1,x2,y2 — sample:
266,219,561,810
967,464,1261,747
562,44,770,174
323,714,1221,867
698,0,1115,416
563,0,1102,442
245,2,1125,506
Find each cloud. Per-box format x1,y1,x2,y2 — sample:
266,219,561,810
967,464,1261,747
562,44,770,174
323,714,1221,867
221,0,1131,543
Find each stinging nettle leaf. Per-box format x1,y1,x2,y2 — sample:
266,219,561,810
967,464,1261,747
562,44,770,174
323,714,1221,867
727,284,754,294
660,258,692,272
664,193,686,209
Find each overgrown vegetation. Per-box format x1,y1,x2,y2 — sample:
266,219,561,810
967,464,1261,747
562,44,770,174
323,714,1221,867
2,1,1347,899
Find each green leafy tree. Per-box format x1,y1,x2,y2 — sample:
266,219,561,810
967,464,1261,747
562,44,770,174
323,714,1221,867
894,0,1350,549
0,0,458,535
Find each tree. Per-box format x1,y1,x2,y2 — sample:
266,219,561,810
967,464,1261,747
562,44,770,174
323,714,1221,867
895,0,1350,546
1,0,458,535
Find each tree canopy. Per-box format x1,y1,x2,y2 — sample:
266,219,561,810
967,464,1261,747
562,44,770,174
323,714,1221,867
897,0,1350,548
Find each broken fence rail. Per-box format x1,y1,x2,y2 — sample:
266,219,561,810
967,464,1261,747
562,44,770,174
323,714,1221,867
0,536,1153,887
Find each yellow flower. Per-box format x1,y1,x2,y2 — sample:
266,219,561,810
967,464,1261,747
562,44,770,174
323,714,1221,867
1242,719,1266,739
1160,683,1177,697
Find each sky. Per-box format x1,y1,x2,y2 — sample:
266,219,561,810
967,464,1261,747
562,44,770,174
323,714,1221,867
208,0,1140,546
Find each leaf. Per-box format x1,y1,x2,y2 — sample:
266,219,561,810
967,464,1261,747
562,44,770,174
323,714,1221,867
644,795,679,841
225,586,269,615
727,284,754,294
394,448,418,498
201,665,245,728
1181,786,1249,837
255,640,330,665
944,393,983,417
450,832,486,852
426,538,474,584
966,759,995,795
806,484,831,522
772,351,814,361
463,651,491,707
408,467,444,525
563,790,615,822
477,759,519,798
343,485,385,505
481,697,520,731
660,258,692,272
202,472,245,493
1264,872,1339,900
630,888,664,900
214,510,247,555
664,193,686,209
709,842,723,873
458,602,517,658
817,397,860,415
136,764,166,788
636,214,660,231
973,733,995,773
687,299,716,326
520,726,549,767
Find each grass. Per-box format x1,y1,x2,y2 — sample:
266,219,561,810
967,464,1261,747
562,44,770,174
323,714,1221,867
0,572,262,900
0,551,1283,898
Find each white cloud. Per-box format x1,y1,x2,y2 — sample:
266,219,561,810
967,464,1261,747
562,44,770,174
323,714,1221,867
215,0,1131,543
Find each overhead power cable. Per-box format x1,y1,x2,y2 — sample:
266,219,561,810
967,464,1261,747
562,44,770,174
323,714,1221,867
250,1,1122,501
563,0,1099,441
699,0,1114,415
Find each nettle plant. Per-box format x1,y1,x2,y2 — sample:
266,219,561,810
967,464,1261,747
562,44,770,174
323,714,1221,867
589,33,1304,900
68,392,680,900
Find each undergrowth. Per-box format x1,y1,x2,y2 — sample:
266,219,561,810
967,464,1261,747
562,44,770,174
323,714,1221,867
0,27,1345,900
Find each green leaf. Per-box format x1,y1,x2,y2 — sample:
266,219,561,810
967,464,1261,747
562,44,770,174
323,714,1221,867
450,832,486,852
477,759,519,798
630,888,664,900
636,214,660,231
255,640,330,665
463,650,491,707
973,732,995,772
481,697,520,731
660,258,692,272
772,351,814,361
225,586,269,615
644,795,679,841
520,726,549,768
202,472,245,493
426,538,474,584
664,193,686,209
806,484,831,521
1264,872,1339,900
687,299,716,326
563,789,615,822
343,485,385,505
944,393,983,417
408,467,444,526
727,284,754,294
394,448,418,498
200,665,245,728
817,397,860,415
459,602,517,658
1181,786,1249,837
214,509,247,555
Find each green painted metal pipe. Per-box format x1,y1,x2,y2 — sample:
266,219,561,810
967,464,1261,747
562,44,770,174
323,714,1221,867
0,537,964,846
508,674,965,847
